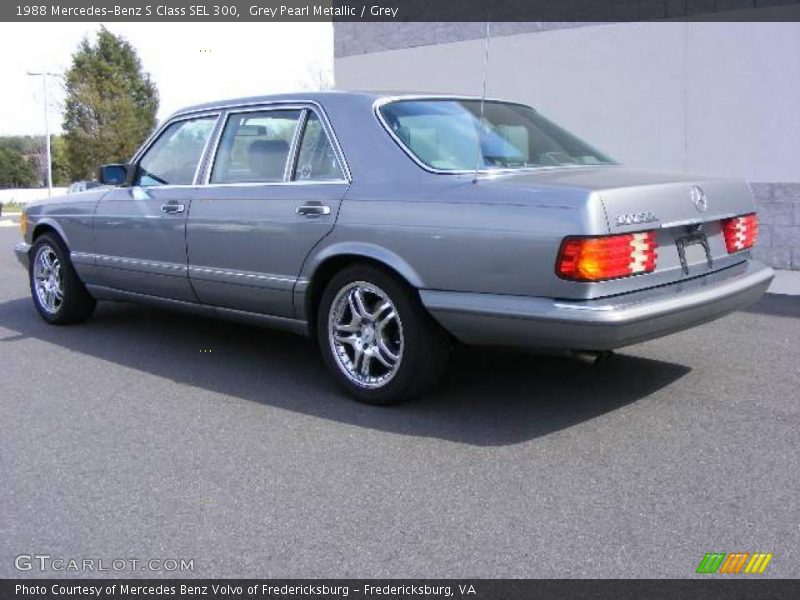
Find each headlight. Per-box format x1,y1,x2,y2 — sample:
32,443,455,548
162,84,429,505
20,212,27,238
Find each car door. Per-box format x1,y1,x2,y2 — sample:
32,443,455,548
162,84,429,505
187,105,350,318
93,113,219,302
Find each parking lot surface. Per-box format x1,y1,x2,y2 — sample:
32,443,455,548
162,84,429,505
0,227,798,578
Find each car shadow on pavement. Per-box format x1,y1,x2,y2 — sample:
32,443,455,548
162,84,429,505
0,297,691,446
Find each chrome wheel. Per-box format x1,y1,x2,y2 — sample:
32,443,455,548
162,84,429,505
328,281,404,389
33,245,64,315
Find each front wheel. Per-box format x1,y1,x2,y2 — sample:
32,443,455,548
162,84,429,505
317,265,450,405
29,233,96,325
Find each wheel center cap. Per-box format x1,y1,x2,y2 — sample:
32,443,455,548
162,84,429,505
361,325,375,344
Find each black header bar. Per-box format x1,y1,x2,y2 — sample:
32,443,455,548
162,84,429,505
3,579,800,600
3,0,800,22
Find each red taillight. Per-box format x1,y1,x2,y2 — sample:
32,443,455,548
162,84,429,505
722,213,758,253
557,231,658,281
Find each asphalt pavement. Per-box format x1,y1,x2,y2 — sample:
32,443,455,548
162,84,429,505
0,226,798,578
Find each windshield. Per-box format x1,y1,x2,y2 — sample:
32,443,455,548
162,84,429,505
379,99,616,172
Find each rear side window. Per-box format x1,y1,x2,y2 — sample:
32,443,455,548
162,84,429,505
292,112,345,181
211,110,302,183
135,116,217,187
379,99,615,172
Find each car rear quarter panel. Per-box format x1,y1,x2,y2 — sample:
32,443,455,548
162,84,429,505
304,177,606,299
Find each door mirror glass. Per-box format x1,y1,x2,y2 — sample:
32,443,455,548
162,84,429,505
98,164,129,186
211,110,302,184
135,116,217,187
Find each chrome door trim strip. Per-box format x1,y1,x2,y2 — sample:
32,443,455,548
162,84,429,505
89,252,309,292
188,264,308,292
95,253,186,275
70,251,95,265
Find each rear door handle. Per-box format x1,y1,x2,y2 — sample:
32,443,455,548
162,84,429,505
296,203,331,217
161,202,185,214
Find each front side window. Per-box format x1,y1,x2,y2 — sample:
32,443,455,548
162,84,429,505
379,99,615,172
211,110,302,183
293,112,344,181
135,116,217,187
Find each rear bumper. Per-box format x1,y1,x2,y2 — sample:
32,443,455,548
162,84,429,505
14,242,31,270
420,261,774,351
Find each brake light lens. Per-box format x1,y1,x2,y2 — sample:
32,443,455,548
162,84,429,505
722,213,758,253
557,231,658,281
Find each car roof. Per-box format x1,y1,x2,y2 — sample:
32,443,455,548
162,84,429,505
172,90,491,117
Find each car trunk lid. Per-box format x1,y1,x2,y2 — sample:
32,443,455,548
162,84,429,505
489,167,757,297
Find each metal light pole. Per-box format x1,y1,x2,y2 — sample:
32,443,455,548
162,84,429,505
27,71,60,197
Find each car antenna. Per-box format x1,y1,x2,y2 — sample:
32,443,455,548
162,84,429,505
473,19,491,185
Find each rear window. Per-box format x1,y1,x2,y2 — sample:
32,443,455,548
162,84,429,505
379,99,615,172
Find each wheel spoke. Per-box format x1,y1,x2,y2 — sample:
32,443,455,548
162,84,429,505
41,251,54,270
377,309,396,329
360,352,373,376
377,338,399,363
372,345,394,368
371,301,392,320
351,345,364,372
334,332,358,347
351,288,370,320
335,321,359,333
346,292,363,326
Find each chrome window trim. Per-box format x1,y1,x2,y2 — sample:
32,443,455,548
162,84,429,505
201,180,349,189
206,105,305,185
286,109,310,181
373,95,618,176
192,100,350,185
128,111,221,188
203,103,350,186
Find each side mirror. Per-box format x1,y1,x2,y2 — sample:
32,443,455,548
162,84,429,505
98,164,129,186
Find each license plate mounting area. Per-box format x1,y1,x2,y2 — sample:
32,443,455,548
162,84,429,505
675,232,713,275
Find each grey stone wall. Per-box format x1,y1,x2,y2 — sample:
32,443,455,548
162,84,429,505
334,22,593,57
334,3,800,57
751,184,800,269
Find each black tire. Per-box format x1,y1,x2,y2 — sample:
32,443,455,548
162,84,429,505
317,264,450,405
29,233,96,325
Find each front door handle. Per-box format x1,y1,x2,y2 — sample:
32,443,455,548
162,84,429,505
161,202,185,214
297,202,331,217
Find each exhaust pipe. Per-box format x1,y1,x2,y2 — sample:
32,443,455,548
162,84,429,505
570,350,611,365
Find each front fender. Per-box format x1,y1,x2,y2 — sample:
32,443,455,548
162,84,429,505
29,216,71,248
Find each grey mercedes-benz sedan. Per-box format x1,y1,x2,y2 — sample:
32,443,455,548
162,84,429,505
14,91,773,404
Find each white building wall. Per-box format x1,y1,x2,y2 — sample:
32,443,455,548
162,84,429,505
336,21,800,182
335,21,800,268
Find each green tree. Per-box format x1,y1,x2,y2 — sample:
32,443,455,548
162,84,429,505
63,27,158,180
0,148,39,188
50,136,71,186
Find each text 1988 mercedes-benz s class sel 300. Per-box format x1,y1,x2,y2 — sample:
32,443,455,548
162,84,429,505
15,92,774,404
